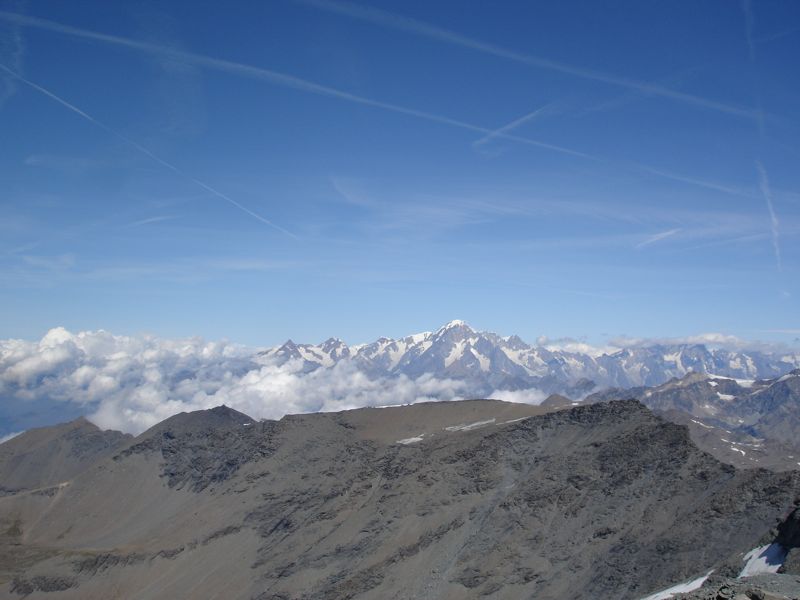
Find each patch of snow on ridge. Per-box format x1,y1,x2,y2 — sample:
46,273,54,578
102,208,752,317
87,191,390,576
438,320,467,332
708,374,754,388
639,570,713,600
396,435,424,445
500,417,528,425
739,544,786,577
445,341,467,367
470,348,491,371
444,418,496,432
690,419,714,430
0,431,23,444
717,393,736,401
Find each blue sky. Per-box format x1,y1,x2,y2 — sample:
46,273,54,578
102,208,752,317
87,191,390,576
0,0,798,347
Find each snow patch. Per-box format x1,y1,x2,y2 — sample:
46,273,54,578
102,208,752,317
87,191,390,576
0,431,23,444
396,435,424,445
690,419,714,430
470,348,491,371
739,544,786,577
716,393,736,401
444,418,496,432
639,570,713,600
500,417,528,424
708,374,754,388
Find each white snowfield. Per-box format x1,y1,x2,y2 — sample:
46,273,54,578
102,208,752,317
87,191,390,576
639,570,713,600
738,543,786,577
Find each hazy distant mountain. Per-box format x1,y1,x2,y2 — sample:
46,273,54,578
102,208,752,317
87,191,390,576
2,400,799,599
260,320,800,395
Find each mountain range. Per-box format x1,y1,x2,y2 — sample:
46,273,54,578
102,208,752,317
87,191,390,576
260,320,800,396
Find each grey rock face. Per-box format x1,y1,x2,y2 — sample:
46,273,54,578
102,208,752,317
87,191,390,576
115,405,276,492
671,573,800,599
0,418,130,493
2,400,799,599
584,371,800,464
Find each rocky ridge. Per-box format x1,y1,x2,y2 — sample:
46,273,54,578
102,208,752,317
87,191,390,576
1,399,799,599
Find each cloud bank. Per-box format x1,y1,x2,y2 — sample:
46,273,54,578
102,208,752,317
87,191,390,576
2,327,795,437
0,327,468,435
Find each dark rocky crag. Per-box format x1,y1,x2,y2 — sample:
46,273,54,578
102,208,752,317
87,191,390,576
584,371,800,471
0,400,799,599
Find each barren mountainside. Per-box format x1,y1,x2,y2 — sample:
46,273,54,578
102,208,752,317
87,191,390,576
1,400,799,599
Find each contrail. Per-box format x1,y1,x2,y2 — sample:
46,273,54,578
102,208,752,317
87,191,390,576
635,165,756,199
741,0,757,63
0,10,757,199
755,160,782,271
636,228,681,249
0,63,296,238
741,2,780,271
295,0,760,121
0,10,589,160
472,104,553,148
0,5,24,108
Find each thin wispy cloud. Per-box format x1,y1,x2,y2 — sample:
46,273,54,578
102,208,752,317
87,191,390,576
0,10,760,200
126,215,178,228
635,165,757,199
0,63,296,239
295,0,761,121
759,329,800,335
636,228,681,249
755,26,800,44
0,0,25,108
740,0,767,138
741,0,757,63
741,3,781,272
472,104,555,149
755,160,782,271
0,10,589,162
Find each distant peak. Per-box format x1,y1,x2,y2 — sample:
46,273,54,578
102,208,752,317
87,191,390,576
438,319,471,332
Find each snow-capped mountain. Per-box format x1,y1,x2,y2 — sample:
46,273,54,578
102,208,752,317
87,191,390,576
259,320,800,396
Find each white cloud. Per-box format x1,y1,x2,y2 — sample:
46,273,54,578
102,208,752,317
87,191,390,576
1,327,794,436
0,327,467,434
535,336,620,358
486,388,547,405
607,332,786,353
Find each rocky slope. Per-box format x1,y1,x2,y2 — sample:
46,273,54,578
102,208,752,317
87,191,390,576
0,418,130,494
584,371,800,470
1,400,799,599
